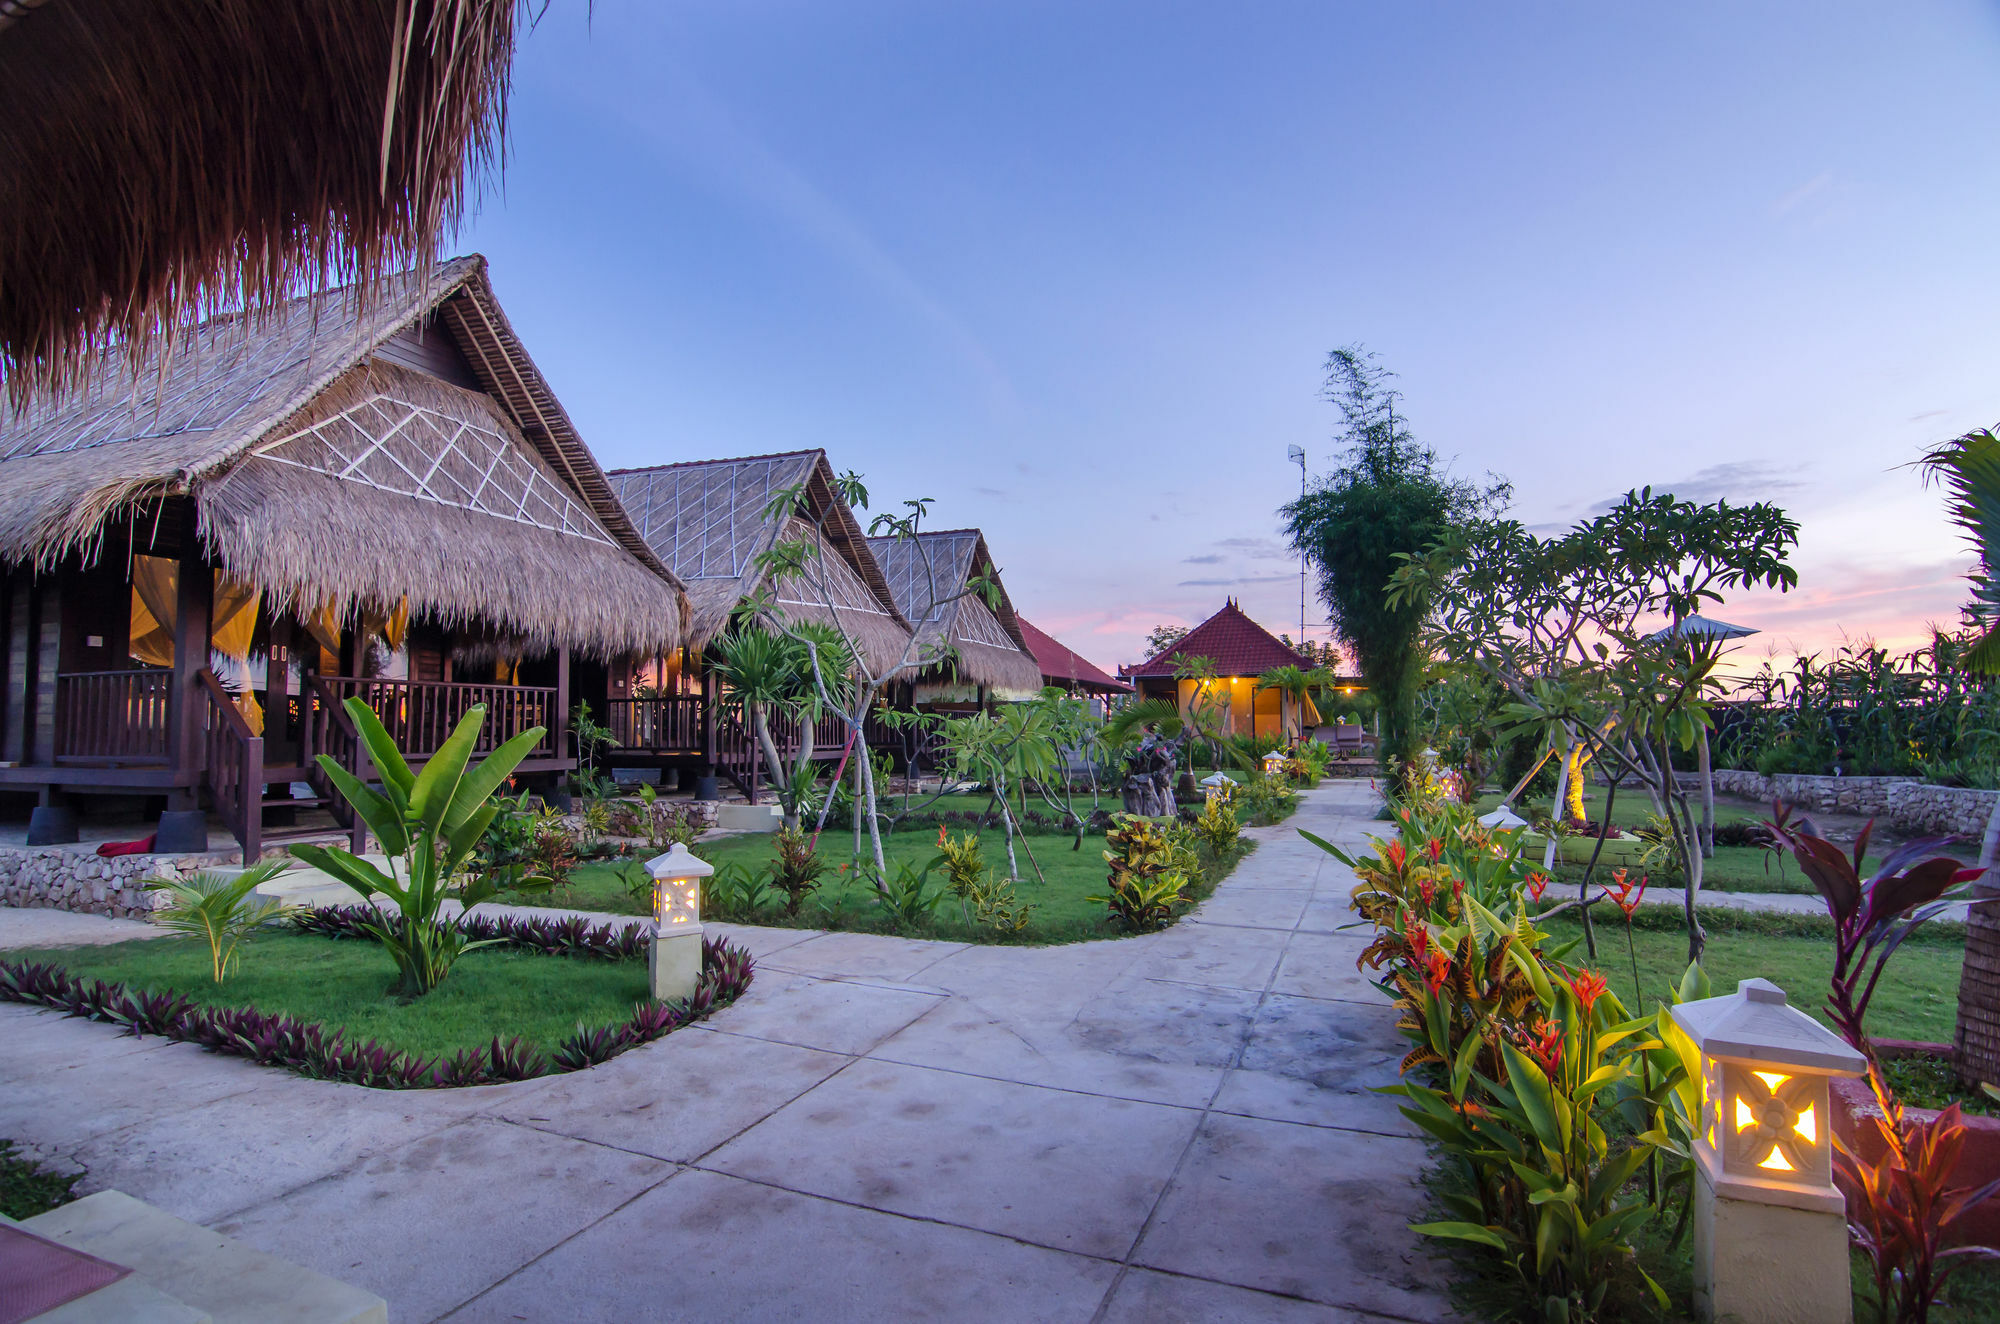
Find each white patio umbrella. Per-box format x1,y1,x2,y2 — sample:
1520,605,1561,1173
1645,615,1759,856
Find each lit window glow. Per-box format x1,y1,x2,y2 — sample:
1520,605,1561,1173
1758,1148,1796,1173
1794,1104,1817,1143
1752,1070,1790,1092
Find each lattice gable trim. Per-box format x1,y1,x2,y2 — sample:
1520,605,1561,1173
954,595,1020,651
876,535,975,625
250,389,615,544
773,520,894,617
611,454,809,581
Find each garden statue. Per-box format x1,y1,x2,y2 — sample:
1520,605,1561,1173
1121,726,1181,817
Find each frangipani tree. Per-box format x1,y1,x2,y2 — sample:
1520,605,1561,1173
711,621,854,831
1392,488,1797,959
738,475,1003,887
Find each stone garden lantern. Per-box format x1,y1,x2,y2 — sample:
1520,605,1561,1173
1670,977,1866,1324
644,844,711,1002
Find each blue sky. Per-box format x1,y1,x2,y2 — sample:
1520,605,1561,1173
458,1,2000,674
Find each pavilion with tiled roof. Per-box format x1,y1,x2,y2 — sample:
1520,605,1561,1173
1120,599,1313,741
1017,618,1131,697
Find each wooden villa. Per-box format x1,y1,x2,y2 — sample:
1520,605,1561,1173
0,255,688,856
866,529,1044,709
1119,599,1314,741
604,450,912,796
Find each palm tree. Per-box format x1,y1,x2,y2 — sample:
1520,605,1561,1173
1919,428,2000,1085
1254,664,1338,737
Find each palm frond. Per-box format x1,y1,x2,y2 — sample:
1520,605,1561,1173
1920,429,2000,673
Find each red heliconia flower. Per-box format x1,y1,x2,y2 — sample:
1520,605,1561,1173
1572,969,1609,1014
1384,842,1407,871
1424,838,1444,863
1599,872,1646,920
938,824,949,847
1418,879,1437,908
1611,867,1628,887
1450,878,1465,900
1397,807,1410,822
1423,947,1453,993
1407,922,1430,961
1521,1016,1564,1076
1526,872,1549,902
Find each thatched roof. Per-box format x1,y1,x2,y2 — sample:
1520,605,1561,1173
1,0,517,403
866,529,1044,693
608,451,912,672
0,255,689,660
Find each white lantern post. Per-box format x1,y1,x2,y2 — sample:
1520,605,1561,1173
1669,978,1867,1324
644,844,712,1002
1261,749,1288,779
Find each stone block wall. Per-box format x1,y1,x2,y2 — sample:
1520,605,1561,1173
1682,770,2000,840
0,848,240,920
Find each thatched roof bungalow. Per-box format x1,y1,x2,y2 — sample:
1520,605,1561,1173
0,254,688,856
866,529,1044,702
608,450,910,676
1,0,518,401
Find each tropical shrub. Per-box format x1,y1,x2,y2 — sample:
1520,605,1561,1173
770,825,827,917
1191,794,1241,857
144,859,294,982
703,861,777,920
1239,773,1298,825
1767,814,2000,1323
1312,800,1703,1319
291,699,545,997
868,859,949,927
1090,814,1199,931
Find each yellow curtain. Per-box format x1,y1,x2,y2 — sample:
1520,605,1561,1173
126,556,264,733
128,556,174,666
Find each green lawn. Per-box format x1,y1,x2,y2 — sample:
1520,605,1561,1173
12,934,651,1060
546,819,1256,945
1542,907,1965,1045
1470,790,1877,896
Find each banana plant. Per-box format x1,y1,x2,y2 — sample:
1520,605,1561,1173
292,698,545,997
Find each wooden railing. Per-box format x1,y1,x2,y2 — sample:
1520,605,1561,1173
313,676,558,760
200,670,263,859
298,676,367,852
604,694,703,753
54,669,171,764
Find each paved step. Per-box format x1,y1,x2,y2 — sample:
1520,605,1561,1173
17,1190,384,1323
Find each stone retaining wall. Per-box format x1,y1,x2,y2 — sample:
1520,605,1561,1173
0,848,240,920
1682,770,2000,839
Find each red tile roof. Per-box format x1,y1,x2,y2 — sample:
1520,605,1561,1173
1121,599,1310,679
1017,618,1132,694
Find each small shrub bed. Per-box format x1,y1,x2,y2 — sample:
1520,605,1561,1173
0,934,754,1090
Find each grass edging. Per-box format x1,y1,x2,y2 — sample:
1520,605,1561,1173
0,932,755,1090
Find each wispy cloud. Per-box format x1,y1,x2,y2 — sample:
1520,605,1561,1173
1182,553,1224,565
1213,536,1294,561
1178,574,1297,588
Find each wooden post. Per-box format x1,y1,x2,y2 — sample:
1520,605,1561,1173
701,663,718,768
554,645,571,766
28,574,59,767
266,617,291,760
167,539,212,804
3,568,34,765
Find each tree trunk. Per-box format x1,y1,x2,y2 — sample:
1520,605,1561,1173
751,706,795,829
1562,741,1591,829
1955,799,2000,1086
1697,725,1715,859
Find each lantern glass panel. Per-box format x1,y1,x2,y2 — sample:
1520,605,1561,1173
1716,1061,1831,1187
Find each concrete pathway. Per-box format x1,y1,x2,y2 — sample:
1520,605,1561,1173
0,783,1451,1323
